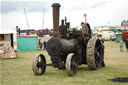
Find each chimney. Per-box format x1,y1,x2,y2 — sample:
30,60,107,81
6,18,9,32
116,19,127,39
51,3,61,36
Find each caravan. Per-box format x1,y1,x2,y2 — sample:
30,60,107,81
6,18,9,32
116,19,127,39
102,31,115,40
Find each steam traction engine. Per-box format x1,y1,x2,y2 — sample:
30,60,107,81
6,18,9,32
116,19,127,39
32,3,105,76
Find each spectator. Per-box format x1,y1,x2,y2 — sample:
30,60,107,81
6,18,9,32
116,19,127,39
40,39,42,49
125,39,128,51
101,40,105,67
43,40,47,50
120,39,123,52
38,38,42,49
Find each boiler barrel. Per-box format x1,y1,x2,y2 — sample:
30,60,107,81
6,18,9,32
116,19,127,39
46,37,77,56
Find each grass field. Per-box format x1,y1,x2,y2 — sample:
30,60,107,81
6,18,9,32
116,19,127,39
0,37,128,85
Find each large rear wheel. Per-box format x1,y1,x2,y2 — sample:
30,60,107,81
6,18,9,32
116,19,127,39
87,36,104,70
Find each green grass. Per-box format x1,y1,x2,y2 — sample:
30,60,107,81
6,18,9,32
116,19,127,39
0,38,128,85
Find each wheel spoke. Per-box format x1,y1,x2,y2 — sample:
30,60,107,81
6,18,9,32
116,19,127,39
95,61,99,67
95,52,98,57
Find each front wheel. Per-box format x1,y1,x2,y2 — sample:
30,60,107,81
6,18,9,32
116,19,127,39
32,54,46,75
66,53,78,77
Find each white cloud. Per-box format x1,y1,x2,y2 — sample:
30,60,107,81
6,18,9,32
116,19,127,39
87,0,128,27
1,11,53,30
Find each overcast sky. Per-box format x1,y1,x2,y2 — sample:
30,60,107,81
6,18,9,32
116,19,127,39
0,0,128,30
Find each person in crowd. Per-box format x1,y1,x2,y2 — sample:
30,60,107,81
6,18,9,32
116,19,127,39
101,40,105,67
40,39,42,49
120,39,123,52
38,38,42,49
43,40,47,50
38,38,41,49
125,39,128,51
